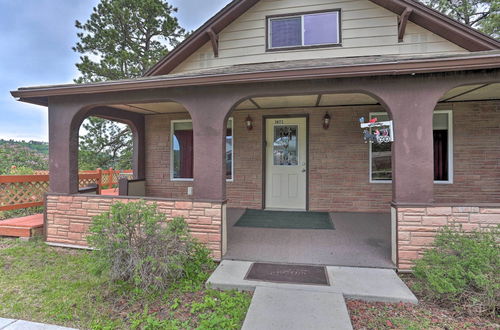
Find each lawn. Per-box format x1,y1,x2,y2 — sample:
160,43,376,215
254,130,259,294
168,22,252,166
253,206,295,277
0,238,251,329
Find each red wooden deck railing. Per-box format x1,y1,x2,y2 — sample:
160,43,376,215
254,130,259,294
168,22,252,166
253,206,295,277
0,168,132,212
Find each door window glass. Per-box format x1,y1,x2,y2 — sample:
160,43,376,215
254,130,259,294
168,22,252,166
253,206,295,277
273,125,298,166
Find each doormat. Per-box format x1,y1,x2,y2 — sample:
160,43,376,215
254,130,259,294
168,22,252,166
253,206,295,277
234,209,334,230
245,262,329,286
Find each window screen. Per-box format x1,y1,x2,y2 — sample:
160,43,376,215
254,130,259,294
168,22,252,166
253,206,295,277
270,17,302,48
269,11,340,49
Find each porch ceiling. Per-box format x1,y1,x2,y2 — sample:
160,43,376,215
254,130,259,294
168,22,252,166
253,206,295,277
440,83,500,102
109,102,188,114
237,93,379,110
105,83,499,115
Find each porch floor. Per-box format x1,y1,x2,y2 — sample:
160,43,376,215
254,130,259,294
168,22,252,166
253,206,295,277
224,208,394,269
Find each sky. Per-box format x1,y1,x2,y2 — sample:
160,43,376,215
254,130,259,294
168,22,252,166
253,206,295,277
0,0,231,142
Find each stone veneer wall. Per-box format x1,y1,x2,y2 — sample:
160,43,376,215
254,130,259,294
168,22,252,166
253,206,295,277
45,194,224,260
397,205,500,270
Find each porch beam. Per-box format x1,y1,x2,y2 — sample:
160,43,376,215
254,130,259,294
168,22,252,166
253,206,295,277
250,98,261,109
315,94,323,107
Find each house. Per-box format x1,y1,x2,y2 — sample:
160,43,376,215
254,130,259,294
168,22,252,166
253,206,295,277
11,0,500,271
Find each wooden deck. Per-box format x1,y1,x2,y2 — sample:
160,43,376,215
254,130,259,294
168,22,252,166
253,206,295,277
101,188,119,196
0,189,119,238
0,214,44,238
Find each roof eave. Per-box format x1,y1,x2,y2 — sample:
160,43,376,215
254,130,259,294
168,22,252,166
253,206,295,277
12,53,500,106
371,0,500,51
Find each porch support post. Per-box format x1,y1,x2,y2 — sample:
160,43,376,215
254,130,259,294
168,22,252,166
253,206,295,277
48,103,83,194
180,92,238,201
375,80,451,205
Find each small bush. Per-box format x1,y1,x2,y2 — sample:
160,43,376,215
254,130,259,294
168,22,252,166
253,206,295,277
413,225,499,317
87,201,214,292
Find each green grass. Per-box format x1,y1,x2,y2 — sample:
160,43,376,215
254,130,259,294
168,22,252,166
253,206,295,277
0,206,44,220
0,238,251,329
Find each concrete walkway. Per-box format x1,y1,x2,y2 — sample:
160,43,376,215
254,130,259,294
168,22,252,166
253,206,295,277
208,260,418,330
0,318,75,330
243,287,352,330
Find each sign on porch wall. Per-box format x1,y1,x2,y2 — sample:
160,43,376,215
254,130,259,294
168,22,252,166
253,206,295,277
359,117,394,144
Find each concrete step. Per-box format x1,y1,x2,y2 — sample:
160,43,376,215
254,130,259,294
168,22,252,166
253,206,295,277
207,260,418,304
242,287,353,330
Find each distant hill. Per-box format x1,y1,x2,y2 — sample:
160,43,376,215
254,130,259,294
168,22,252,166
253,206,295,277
0,140,49,175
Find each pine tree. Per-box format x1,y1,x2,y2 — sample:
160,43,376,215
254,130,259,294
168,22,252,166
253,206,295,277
73,0,185,83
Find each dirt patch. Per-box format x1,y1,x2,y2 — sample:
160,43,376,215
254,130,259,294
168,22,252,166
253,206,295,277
347,299,499,329
347,273,499,329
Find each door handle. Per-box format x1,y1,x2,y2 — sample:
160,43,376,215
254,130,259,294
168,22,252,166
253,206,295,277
301,168,306,173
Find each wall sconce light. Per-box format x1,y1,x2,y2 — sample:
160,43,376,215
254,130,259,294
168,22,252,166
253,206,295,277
245,115,253,131
322,112,331,130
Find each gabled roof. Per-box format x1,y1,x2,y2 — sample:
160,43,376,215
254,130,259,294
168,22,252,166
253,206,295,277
145,0,500,77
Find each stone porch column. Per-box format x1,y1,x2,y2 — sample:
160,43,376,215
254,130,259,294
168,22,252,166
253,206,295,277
374,80,452,205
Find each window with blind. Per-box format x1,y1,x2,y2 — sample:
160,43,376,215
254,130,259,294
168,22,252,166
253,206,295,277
268,10,341,49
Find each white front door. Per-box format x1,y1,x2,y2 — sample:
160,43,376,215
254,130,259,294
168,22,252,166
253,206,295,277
265,117,307,210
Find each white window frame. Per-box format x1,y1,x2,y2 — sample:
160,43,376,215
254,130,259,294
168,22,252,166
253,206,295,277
369,110,453,184
268,10,341,50
170,118,234,182
226,118,234,183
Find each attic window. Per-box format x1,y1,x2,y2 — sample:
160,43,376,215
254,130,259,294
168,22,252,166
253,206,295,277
268,10,341,50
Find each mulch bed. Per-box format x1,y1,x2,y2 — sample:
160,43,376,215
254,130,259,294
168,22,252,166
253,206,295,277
347,274,499,329
347,300,498,329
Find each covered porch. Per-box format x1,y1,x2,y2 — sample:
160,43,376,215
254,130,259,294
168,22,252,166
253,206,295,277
225,208,393,268
11,52,500,270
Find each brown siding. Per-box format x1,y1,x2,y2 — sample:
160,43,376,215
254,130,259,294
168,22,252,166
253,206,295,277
144,101,500,212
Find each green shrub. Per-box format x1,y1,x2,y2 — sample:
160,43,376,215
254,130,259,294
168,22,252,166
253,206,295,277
87,201,214,292
413,225,499,317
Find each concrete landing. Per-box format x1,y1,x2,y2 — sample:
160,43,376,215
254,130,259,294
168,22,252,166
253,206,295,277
242,287,352,330
209,261,417,329
208,260,418,304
